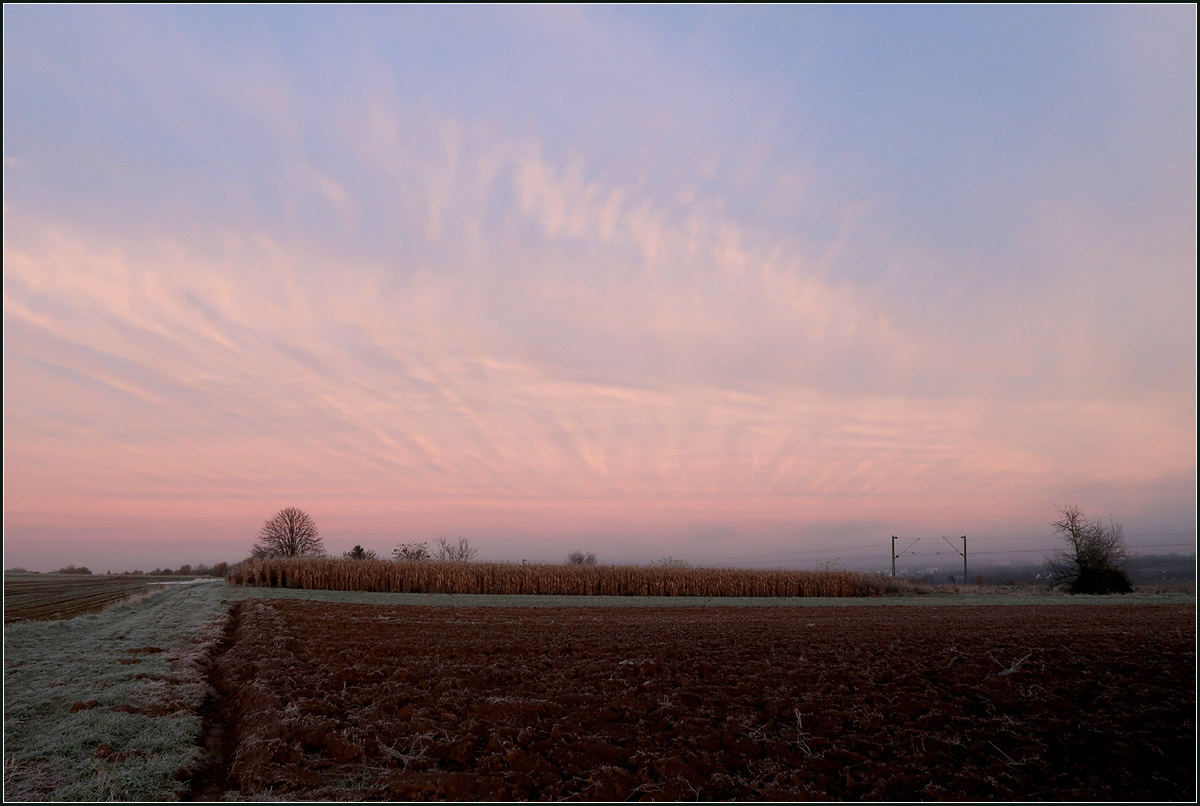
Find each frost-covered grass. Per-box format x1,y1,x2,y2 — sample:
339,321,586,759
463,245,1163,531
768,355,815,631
2,582,230,801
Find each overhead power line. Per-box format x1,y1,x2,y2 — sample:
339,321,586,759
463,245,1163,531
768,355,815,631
688,535,1194,569
969,542,1194,557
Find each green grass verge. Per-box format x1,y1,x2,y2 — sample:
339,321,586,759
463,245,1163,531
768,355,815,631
2,583,231,801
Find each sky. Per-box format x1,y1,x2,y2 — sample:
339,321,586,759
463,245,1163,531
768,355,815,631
3,5,1196,573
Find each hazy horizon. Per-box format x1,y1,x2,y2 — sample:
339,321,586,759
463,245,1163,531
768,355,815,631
4,6,1196,574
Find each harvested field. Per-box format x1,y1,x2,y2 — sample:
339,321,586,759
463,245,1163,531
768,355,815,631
193,600,1195,801
3,575,157,623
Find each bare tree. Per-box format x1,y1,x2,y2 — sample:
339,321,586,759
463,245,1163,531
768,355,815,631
343,545,379,560
393,541,431,562
566,550,597,565
434,536,478,562
251,507,326,558
1046,506,1132,594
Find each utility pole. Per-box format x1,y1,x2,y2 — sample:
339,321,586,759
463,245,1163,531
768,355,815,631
941,535,967,582
892,536,922,577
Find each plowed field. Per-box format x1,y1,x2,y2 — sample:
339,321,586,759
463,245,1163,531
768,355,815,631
3,575,154,623
194,600,1195,801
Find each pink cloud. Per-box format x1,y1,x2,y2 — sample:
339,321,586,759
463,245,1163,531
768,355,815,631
4,8,1194,572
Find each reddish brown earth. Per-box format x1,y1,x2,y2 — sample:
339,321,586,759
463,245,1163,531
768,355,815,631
190,600,1195,801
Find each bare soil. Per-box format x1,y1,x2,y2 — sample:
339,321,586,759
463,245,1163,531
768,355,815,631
190,600,1195,801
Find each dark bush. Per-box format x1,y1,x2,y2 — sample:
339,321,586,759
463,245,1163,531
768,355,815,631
1070,564,1133,595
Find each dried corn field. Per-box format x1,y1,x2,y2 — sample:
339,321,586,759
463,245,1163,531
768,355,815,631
226,558,911,597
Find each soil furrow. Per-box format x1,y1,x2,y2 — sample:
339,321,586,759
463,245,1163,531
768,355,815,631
183,601,246,801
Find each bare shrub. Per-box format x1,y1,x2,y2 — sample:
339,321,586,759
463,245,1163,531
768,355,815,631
434,537,478,562
656,556,691,568
567,551,598,565
393,541,431,562
1046,506,1132,595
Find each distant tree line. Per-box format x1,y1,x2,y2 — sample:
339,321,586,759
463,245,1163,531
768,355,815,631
120,562,231,577
390,537,479,562
248,506,486,565
6,563,233,576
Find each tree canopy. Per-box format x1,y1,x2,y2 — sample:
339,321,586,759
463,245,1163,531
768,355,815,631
251,507,326,559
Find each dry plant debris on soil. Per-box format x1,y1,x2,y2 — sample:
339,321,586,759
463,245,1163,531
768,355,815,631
190,599,1195,801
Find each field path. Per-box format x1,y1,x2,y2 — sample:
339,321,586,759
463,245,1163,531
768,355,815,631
3,582,231,800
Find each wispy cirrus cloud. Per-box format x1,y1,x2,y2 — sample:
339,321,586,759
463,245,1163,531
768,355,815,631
3,5,1194,571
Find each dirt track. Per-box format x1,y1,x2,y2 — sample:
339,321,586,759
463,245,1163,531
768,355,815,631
191,600,1195,801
